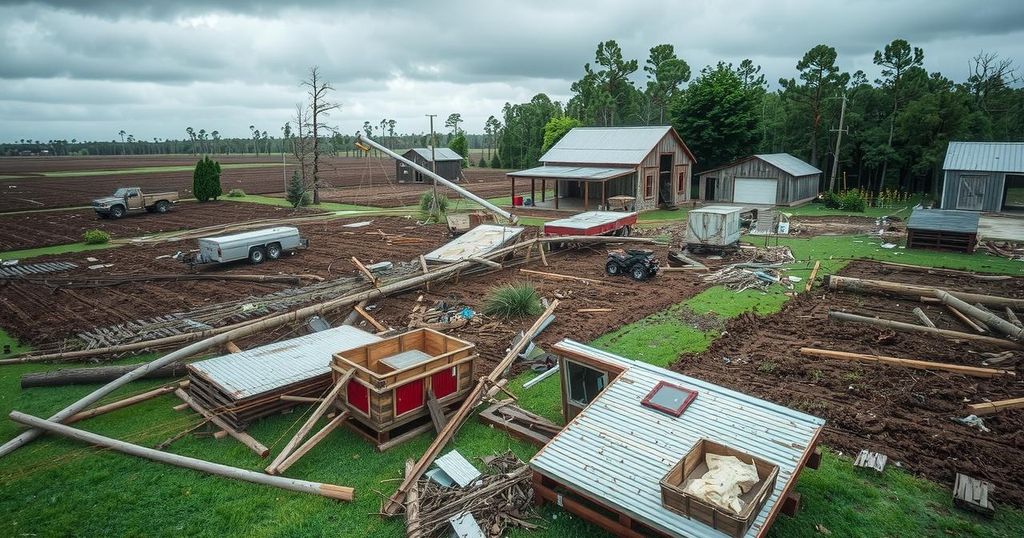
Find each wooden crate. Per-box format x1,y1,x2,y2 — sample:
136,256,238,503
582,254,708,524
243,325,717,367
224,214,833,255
907,228,977,253
660,439,778,538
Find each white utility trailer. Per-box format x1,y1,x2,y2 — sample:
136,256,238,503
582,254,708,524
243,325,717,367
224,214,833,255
188,227,308,266
685,206,743,251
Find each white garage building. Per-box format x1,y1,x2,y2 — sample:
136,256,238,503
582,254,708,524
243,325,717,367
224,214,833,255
698,153,821,206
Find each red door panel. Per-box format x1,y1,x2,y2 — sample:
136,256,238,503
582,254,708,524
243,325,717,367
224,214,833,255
395,379,424,415
431,367,458,399
347,381,369,414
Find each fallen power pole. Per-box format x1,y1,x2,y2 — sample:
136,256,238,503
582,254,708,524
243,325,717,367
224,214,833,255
825,275,1024,309
828,311,1022,349
936,290,1024,341
799,348,1015,378
21,363,189,388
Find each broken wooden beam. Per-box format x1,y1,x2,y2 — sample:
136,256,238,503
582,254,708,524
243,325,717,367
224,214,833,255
937,290,1024,341
1006,308,1023,329
266,370,354,475
852,450,888,472
175,388,270,458
353,304,387,332
912,307,936,328
351,256,380,287
273,412,350,475
225,341,242,354
9,410,353,501
826,275,1024,309
800,348,1014,378
537,243,549,267
279,395,324,404
67,383,183,424
953,473,995,518
967,397,1024,416
404,459,423,538
946,303,988,333
827,311,1022,349
805,260,821,293
467,257,502,269
426,390,448,435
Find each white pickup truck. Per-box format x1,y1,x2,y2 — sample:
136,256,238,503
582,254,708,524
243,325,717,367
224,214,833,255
92,187,179,218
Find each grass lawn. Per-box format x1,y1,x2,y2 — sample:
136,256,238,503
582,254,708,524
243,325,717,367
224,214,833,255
0,226,1022,536
0,240,121,261
222,194,391,213
784,198,920,219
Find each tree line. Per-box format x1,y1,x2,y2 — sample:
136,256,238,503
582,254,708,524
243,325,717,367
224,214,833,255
492,39,1023,196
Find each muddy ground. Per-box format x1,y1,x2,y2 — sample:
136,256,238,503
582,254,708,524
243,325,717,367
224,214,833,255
789,214,905,239
0,202,320,251
301,168,525,208
677,260,1024,506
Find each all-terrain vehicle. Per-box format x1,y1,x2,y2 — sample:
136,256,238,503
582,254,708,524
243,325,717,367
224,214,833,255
605,249,659,281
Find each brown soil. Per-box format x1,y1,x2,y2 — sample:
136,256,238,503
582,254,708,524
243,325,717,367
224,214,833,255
676,259,1024,506
0,202,321,251
304,168,528,208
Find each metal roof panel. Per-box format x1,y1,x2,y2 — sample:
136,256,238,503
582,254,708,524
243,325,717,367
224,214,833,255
540,126,673,165
506,165,635,180
406,147,464,162
907,208,980,234
943,142,1024,173
754,153,822,177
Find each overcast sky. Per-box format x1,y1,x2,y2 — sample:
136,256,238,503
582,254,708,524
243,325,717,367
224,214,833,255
1,0,1022,142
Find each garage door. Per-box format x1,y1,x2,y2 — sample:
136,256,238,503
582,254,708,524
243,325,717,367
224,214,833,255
734,178,777,205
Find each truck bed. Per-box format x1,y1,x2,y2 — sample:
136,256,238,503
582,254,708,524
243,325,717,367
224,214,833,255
543,211,638,237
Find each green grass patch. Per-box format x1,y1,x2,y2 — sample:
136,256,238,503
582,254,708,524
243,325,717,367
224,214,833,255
0,240,120,261
786,198,919,218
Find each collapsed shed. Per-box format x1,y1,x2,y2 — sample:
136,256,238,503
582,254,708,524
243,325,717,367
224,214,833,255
531,340,824,538
396,148,464,183
698,153,821,206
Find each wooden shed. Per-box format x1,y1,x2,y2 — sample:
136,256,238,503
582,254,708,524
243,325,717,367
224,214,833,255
507,126,696,212
396,148,464,183
698,153,821,206
940,141,1024,213
331,329,476,449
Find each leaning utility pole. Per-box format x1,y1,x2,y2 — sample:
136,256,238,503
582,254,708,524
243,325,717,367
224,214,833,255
829,93,848,192
426,114,439,218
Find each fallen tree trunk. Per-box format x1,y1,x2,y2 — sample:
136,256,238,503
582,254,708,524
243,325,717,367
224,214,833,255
21,363,189,388
937,291,1024,341
828,311,1022,350
912,307,936,328
826,275,1024,309
8,411,354,501
799,348,1015,378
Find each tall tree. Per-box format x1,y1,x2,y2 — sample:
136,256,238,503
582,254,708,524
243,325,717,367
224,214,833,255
302,66,340,205
873,39,924,191
445,113,463,135
779,44,848,169
643,44,690,124
541,116,582,153
568,40,639,126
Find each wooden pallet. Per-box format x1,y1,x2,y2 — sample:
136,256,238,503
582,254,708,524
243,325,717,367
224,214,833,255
907,228,977,253
853,450,888,472
953,472,995,517
478,402,561,447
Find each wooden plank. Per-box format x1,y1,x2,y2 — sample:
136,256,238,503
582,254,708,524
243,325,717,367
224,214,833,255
799,347,1015,378
274,412,350,475
266,370,354,474
946,304,987,333
225,341,242,354
351,256,380,287
519,269,600,284
967,397,1024,416
418,255,429,275
354,305,387,332
67,383,181,424
913,307,936,328
577,308,613,313
174,389,269,457
426,389,448,434
827,311,1022,349
805,260,820,293
953,473,995,517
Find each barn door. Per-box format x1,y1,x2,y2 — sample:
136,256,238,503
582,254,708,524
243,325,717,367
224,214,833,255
956,176,986,210
395,378,425,416
431,367,458,399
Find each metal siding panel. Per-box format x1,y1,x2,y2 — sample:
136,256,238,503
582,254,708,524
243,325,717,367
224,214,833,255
943,142,1024,173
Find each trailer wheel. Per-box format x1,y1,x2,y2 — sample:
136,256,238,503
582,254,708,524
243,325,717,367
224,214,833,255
155,201,170,213
267,242,282,260
109,205,126,219
605,261,621,276
630,264,649,281
248,247,266,265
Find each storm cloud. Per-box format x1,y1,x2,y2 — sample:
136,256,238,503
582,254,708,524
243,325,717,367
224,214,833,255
1,0,1022,141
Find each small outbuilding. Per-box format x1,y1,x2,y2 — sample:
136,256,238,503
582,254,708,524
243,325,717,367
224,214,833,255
396,147,464,183
507,126,696,212
940,141,1024,213
698,153,821,207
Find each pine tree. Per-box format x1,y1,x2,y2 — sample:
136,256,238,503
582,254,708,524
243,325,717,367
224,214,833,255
286,171,309,207
192,156,223,202
478,156,487,167
490,154,501,169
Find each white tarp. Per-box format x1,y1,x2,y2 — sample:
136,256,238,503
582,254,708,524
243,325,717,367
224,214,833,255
682,453,760,514
424,224,523,263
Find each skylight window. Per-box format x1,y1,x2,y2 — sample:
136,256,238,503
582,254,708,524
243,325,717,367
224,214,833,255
641,381,697,417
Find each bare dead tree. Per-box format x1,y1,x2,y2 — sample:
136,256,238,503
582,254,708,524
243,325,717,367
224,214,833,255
291,102,312,185
969,51,1018,113
301,67,340,205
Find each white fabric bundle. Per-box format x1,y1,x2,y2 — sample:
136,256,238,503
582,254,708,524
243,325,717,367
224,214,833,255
682,453,760,514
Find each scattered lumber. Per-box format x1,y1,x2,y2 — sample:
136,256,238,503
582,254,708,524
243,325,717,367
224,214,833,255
805,260,821,292
478,402,561,447
381,300,559,516
9,410,353,501
519,269,600,284
273,412,350,475
351,256,380,287
967,397,1024,416
266,370,354,475
467,257,502,269
279,395,323,404
537,243,549,267
67,383,183,424
418,255,429,275
576,308,612,313
175,388,270,458
354,304,387,332
522,366,559,389
937,291,1024,341
825,275,1024,309
5,273,311,288
1006,308,1023,329
668,251,707,270
827,311,1023,350
953,473,995,518
853,450,888,472
913,307,936,328
225,341,242,354
799,347,1014,378
20,363,188,389
405,460,423,538
946,304,988,333
426,390,448,434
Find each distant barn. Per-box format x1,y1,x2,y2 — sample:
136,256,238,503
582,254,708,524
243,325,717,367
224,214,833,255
940,141,1024,213
698,153,821,206
396,148,464,183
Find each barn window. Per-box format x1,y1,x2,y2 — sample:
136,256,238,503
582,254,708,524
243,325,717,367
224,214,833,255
645,175,654,198
565,359,608,408
641,381,697,417
677,166,689,193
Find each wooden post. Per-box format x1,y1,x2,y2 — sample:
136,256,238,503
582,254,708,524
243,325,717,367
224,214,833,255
799,347,1014,378
531,178,535,206
541,179,546,203
510,176,515,200
805,261,821,293
9,411,354,501
21,363,188,389
554,180,559,209
602,180,607,209
937,290,1024,340
267,370,354,475
175,389,269,457
967,397,1024,416
67,384,182,424
913,307,936,328
405,459,423,538
1006,307,1022,328
584,181,589,211
827,311,1021,349
826,275,1024,309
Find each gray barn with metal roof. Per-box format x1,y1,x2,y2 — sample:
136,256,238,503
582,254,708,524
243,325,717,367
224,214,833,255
507,126,696,212
396,147,464,183
940,141,1024,213
698,153,822,206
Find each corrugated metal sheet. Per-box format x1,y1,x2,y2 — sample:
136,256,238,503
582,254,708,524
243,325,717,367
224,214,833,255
424,224,523,263
434,450,482,488
406,147,464,162
907,208,980,234
531,340,825,538
506,165,635,180
540,127,673,165
188,326,380,399
755,153,821,177
943,142,1024,173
